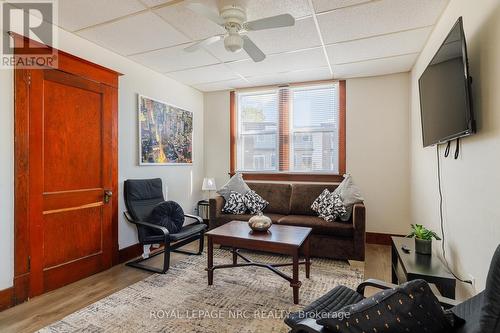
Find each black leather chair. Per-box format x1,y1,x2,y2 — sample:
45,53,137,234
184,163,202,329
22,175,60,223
286,244,500,333
123,178,207,274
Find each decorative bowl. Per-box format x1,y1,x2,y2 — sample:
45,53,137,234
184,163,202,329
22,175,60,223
248,212,272,232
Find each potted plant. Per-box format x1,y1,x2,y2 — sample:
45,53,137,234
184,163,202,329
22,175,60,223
406,224,441,255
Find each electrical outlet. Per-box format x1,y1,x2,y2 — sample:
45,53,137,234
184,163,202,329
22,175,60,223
468,274,476,290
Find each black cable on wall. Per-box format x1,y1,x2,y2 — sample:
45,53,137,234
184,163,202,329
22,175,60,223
436,144,472,285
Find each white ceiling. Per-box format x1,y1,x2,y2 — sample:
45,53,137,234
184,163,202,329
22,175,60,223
57,0,449,92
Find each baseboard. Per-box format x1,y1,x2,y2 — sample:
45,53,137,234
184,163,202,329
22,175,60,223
118,243,168,264
366,232,404,246
118,243,143,264
0,286,14,311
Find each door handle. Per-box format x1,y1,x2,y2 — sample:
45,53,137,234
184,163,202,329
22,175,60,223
104,190,113,204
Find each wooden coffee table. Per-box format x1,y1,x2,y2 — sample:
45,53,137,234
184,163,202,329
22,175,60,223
206,220,312,304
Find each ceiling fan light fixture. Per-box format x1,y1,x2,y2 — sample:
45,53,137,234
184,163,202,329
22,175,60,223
224,33,243,52
184,2,295,62
220,5,246,27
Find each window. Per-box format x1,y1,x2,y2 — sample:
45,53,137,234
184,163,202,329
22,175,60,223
237,91,278,172
230,81,346,181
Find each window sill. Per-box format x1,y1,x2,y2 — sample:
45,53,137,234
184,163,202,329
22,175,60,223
230,172,344,182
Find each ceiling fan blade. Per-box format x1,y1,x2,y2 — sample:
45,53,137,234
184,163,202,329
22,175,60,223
245,14,295,31
242,36,265,62
184,35,223,52
185,2,224,26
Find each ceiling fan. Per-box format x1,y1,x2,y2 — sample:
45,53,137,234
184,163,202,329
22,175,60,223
184,2,295,62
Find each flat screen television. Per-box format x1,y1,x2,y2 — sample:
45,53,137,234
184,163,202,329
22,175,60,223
418,17,475,147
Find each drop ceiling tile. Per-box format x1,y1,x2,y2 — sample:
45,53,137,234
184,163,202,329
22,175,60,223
193,78,249,92
326,26,432,65
317,0,448,44
246,67,332,86
155,0,225,40
58,0,146,32
78,12,190,56
312,0,372,13
227,48,327,77
332,53,418,78
233,0,312,21
130,44,220,72
247,17,321,55
165,64,239,85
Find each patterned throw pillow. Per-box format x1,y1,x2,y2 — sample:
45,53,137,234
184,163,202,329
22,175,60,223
243,190,269,214
330,194,347,222
317,279,454,333
311,189,347,222
222,191,247,214
311,188,333,216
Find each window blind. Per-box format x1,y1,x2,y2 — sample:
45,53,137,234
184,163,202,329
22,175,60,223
237,90,278,172
290,85,339,173
235,82,340,174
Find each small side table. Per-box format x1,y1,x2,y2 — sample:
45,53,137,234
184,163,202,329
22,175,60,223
197,200,210,225
391,236,456,299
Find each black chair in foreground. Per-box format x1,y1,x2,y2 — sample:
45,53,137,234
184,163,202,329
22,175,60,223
123,178,206,274
286,244,500,333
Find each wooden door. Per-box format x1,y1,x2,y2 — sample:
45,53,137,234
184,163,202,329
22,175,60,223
14,36,120,300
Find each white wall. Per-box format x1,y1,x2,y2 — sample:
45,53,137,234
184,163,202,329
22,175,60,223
204,73,410,235
347,73,410,235
0,27,204,290
410,0,500,295
204,91,231,190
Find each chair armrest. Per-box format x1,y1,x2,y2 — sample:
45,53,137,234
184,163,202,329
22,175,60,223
435,295,461,309
352,203,366,231
356,278,397,295
352,203,366,261
356,278,460,309
123,211,169,236
184,213,204,224
209,196,225,220
290,318,330,333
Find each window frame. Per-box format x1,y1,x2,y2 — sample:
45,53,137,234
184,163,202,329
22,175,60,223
230,80,346,182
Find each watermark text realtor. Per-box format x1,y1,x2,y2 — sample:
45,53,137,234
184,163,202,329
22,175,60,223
1,0,58,69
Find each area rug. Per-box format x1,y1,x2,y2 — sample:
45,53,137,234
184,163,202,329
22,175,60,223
39,249,364,333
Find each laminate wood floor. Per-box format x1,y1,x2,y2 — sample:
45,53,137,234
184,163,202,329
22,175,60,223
0,243,391,333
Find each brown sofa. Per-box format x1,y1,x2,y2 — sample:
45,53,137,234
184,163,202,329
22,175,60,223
209,182,366,261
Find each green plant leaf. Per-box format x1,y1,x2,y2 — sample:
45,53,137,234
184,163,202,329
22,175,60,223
406,231,416,238
408,224,440,240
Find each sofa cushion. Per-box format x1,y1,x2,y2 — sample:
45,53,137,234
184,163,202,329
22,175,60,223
243,190,269,214
222,191,247,214
311,189,333,218
247,182,292,215
277,215,353,238
217,173,251,201
290,183,339,216
311,189,347,222
334,174,364,222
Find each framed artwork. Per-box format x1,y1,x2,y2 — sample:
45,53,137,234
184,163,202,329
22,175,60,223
138,95,193,165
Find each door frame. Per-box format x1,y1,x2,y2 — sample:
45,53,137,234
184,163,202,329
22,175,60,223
13,33,121,304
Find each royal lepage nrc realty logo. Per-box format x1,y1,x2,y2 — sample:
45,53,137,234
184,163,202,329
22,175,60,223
1,0,58,69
